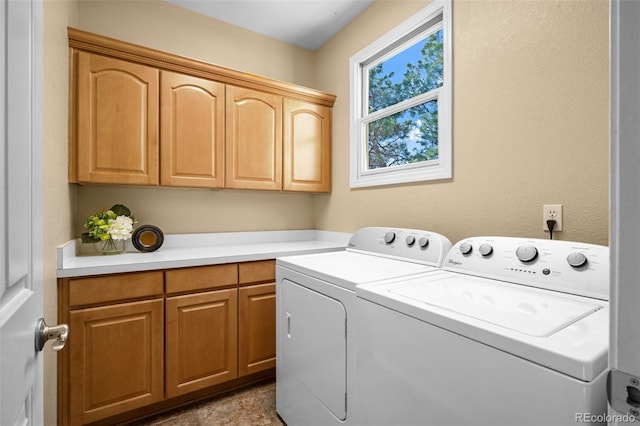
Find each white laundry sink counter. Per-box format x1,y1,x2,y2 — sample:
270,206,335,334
57,229,351,278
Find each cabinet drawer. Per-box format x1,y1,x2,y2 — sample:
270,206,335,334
165,263,238,294
239,260,275,285
69,271,163,308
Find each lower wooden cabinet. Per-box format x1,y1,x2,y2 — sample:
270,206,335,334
239,283,276,376
58,261,276,425
165,289,238,398
68,299,164,425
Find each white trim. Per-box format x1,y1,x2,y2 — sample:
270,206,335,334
349,0,452,188
609,0,640,423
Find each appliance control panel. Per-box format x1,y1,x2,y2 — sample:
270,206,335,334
443,237,609,300
347,227,453,267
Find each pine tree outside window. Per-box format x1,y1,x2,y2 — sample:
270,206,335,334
349,0,452,188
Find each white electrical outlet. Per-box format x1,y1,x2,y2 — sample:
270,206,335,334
543,204,563,232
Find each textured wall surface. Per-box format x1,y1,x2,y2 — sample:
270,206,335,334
314,0,609,246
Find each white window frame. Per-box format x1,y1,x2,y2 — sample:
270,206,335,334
349,0,452,188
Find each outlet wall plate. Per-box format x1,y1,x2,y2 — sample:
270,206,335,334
543,204,563,232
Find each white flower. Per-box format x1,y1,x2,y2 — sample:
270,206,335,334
108,215,134,240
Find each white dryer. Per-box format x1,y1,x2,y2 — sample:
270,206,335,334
276,227,452,426
356,236,609,426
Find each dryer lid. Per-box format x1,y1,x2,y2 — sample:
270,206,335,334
389,274,604,337
278,251,437,290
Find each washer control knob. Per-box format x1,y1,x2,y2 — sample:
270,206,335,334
384,231,396,244
479,243,493,256
459,242,473,255
567,252,588,268
516,245,538,262
418,237,429,248
406,235,416,246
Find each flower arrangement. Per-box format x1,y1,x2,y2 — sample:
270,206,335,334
82,204,136,254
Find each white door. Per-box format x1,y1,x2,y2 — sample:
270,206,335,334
609,0,640,424
279,279,347,420
0,0,46,425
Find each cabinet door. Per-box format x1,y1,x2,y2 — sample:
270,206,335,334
68,299,164,425
239,283,276,376
225,86,282,190
76,52,159,185
160,71,224,188
283,99,332,192
165,289,238,398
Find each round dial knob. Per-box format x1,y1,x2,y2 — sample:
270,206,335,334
384,231,396,244
567,252,588,268
479,243,493,257
418,237,429,248
459,242,473,255
406,236,416,246
515,245,538,262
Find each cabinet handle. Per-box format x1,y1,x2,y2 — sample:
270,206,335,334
286,312,292,339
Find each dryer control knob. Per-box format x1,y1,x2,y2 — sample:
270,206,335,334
459,242,473,255
418,237,429,248
567,252,588,268
406,235,416,246
384,231,396,244
479,243,493,256
516,245,538,262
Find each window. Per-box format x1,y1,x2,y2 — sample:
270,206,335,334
349,0,452,188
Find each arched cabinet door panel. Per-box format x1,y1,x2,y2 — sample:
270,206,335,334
283,99,332,192
160,71,224,188
76,52,159,185
225,85,283,190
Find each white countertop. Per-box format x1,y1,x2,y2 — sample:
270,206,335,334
57,229,351,278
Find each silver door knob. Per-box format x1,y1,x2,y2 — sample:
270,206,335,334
35,318,68,352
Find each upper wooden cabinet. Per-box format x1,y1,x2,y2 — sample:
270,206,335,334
68,28,335,192
161,72,225,188
75,53,159,185
225,90,333,192
226,86,282,190
284,99,332,192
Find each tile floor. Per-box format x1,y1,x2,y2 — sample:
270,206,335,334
132,380,285,426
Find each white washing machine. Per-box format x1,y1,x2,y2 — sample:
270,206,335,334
276,227,452,426
356,236,609,426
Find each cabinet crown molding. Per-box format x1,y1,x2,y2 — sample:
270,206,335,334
68,27,336,107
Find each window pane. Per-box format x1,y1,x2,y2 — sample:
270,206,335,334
368,28,443,113
367,99,438,170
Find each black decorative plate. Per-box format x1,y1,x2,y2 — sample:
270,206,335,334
132,225,164,252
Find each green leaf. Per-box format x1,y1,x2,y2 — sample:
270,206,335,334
110,204,131,217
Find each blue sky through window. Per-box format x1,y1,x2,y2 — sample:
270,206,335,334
367,28,443,169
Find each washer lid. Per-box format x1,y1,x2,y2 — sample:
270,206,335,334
389,275,603,337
